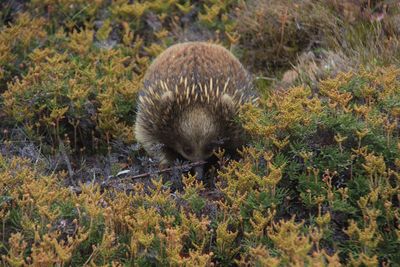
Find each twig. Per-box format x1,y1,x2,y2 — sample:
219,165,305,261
59,139,74,179
278,7,288,54
255,76,277,81
103,160,207,186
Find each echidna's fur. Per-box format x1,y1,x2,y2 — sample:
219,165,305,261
135,42,257,169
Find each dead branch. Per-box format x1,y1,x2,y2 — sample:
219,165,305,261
102,160,207,187
59,139,74,179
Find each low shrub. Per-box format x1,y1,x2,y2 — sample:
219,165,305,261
3,42,146,152
1,68,399,265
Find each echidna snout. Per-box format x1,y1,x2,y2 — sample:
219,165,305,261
174,107,221,163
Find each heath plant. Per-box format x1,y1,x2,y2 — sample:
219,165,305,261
1,1,400,266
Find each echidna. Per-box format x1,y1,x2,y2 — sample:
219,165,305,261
135,42,257,177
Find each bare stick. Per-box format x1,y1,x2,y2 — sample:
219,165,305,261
103,160,207,186
59,139,74,179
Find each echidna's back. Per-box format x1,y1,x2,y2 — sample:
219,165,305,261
142,42,252,96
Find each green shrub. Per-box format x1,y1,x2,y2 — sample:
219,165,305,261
0,12,47,91
2,34,147,152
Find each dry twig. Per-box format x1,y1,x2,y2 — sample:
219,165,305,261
102,160,207,187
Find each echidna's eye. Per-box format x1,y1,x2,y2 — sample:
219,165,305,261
183,146,193,156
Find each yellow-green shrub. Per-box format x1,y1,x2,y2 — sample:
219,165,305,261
236,67,400,264
0,12,47,90
1,67,400,265
2,36,147,151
